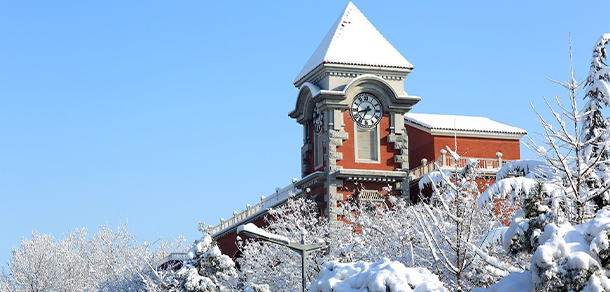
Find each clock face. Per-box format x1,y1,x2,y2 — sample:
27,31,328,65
313,105,323,133
350,93,383,128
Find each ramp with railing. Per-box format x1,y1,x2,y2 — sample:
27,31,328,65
208,180,301,237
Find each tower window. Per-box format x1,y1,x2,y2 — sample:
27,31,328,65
355,125,379,163
314,133,323,168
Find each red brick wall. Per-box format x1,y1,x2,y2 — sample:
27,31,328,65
406,125,436,170
406,124,521,170
215,215,268,260
432,136,520,160
338,111,402,171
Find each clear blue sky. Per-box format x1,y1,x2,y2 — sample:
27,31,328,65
1,0,609,265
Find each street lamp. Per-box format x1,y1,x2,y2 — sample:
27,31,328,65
237,223,327,292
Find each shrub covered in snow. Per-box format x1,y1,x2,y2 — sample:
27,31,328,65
476,208,610,292
177,234,237,292
309,258,447,292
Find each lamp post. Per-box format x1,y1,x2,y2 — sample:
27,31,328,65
237,223,327,292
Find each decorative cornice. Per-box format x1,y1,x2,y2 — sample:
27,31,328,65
295,171,326,190
294,63,412,88
336,169,408,182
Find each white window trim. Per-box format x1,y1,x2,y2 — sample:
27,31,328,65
354,123,381,164
314,132,324,169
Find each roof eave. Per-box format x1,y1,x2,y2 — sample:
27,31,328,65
294,62,414,88
405,120,527,140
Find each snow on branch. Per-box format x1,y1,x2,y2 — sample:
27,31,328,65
478,177,539,209
495,160,549,180
418,170,452,191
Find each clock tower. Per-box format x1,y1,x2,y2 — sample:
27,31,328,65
289,2,420,222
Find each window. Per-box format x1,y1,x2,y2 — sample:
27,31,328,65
314,132,323,168
355,125,379,162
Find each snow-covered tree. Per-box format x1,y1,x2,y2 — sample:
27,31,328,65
1,223,187,292
476,34,610,292
524,35,610,223
176,234,237,292
412,152,518,291
237,196,328,291
4,232,60,292
583,34,610,154
138,235,189,292
332,195,420,267
87,223,157,291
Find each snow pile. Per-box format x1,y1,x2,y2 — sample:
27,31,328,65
309,258,447,292
471,271,534,292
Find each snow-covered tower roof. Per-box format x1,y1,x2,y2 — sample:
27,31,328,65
293,2,414,90
404,113,527,139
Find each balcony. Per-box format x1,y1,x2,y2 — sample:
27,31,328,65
409,150,512,181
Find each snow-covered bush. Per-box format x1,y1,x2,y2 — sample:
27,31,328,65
309,258,447,292
177,234,237,292
476,209,610,292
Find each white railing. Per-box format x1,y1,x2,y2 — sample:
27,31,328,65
409,151,511,181
208,180,301,236
409,156,444,179
154,252,188,268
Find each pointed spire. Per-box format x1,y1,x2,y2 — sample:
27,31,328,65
294,2,413,86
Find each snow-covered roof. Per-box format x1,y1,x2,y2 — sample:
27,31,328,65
293,2,413,85
404,113,527,138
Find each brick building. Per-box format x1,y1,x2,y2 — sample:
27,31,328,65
207,2,526,258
